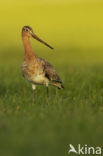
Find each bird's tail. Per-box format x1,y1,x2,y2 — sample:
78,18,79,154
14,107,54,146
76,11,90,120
51,81,64,89
57,84,64,89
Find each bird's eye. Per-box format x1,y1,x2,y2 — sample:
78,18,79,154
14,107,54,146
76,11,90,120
26,29,28,31
24,29,28,32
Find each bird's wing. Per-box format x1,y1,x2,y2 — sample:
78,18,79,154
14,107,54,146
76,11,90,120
40,58,62,83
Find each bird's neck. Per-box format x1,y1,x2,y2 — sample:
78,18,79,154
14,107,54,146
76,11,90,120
22,35,37,60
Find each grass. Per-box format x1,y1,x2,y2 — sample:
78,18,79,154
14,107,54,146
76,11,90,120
0,53,103,156
0,1,103,156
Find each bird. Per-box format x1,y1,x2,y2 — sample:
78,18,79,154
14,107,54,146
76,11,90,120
21,26,64,97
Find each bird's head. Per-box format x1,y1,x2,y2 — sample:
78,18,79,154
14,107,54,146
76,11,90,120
22,26,34,37
22,26,54,49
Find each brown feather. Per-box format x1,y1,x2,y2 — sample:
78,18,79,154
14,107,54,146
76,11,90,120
40,58,64,89
22,26,64,90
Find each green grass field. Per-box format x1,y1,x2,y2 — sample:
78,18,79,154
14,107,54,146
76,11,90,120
0,1,103,156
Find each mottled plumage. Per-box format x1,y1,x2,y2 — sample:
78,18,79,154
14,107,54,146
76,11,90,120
40,58,64,88
21,26,64,97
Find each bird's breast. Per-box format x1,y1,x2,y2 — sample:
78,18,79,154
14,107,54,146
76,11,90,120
21,61,48,85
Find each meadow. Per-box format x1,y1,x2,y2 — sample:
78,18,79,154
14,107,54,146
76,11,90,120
0,1,103,156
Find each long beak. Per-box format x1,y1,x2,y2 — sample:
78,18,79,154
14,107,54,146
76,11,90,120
32,33,54,49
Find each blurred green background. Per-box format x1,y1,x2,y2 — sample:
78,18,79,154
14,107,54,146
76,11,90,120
0,0,103,156
1,0,103,65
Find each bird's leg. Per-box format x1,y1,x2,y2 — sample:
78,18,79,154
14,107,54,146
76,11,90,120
46,83,49,98
46,87,49,98
32,84,36,97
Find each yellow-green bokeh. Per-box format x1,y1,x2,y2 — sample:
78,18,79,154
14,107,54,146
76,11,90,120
0,0,103,65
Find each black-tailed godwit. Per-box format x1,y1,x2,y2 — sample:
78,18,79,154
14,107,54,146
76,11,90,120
21,26,64,97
